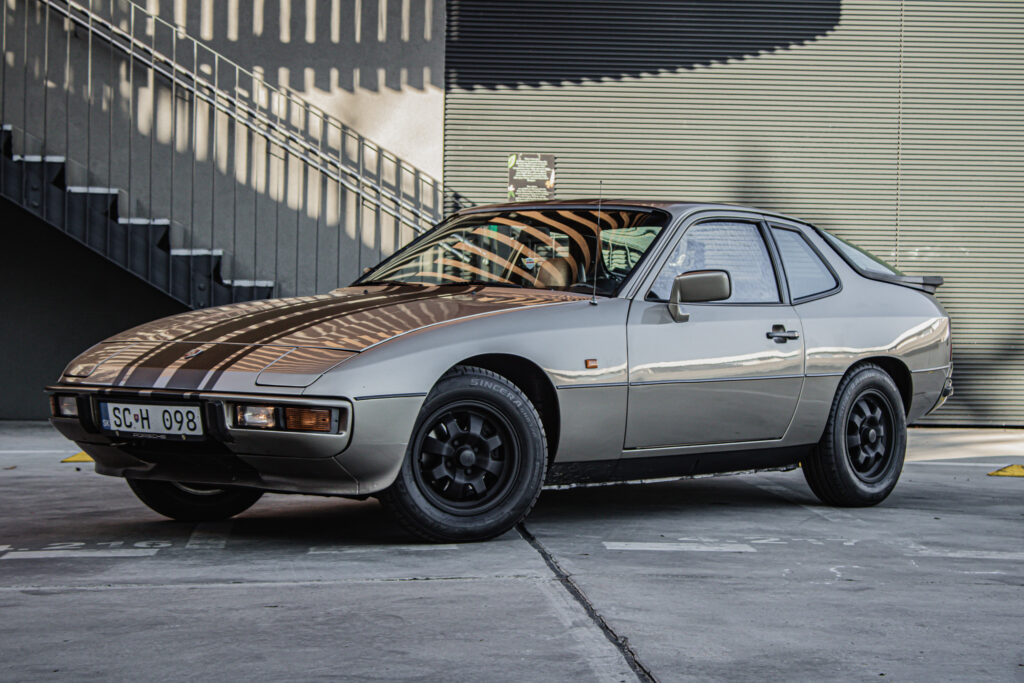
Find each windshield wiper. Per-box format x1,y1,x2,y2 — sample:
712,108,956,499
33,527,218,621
362,279,428,287
438,280,524,288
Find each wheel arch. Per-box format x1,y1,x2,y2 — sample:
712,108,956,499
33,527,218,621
848,356,912,415
444,354,561,463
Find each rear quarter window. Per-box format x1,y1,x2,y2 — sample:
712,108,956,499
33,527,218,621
821,231,903,276
771,227,839,301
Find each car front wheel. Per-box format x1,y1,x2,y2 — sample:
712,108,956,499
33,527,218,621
381,366,548,542
803,363,907,507
126,479,264,522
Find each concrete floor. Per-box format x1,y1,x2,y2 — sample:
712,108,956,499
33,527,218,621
0,422,1022,681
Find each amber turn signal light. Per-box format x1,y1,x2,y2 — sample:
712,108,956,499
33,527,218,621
284,407,332,432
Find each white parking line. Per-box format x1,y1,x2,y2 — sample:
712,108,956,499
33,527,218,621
1,549,159,560
907,461,1011,468
308,545,460,554
603,541,756,553
185,521,233,550
0,450,77,454
913,549,1024,561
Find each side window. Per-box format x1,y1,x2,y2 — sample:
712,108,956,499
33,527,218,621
771,227,838,300
650,221,779,303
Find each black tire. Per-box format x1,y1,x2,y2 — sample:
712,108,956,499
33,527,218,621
126,479,264,522
381,366,548,542
803,363,907,507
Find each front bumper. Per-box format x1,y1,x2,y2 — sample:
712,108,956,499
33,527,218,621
46,385,423,496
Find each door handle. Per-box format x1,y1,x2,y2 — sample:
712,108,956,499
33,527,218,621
766,324,800,343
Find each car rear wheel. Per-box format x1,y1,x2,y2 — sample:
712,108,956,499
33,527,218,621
803,363,907,506
126,479,264,522
381,366,547,542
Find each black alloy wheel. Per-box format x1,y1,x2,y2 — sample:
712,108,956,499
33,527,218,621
803,363,907,507
845,390,896,483
412,402,521,515
382,366,548,542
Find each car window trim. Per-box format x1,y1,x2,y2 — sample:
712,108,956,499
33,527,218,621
641,215,790,307
766,222,843,304
758,218,792,305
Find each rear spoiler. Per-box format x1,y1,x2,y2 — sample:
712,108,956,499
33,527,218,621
864,272,944,295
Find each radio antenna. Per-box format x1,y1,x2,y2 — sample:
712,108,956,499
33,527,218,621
591,182,602,305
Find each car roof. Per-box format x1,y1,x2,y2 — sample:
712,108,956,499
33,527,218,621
457,198,813,227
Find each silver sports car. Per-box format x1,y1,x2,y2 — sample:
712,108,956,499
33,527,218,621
48,200,953,541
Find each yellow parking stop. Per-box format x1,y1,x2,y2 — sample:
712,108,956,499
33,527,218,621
987,464,1024,477
61,452,93,463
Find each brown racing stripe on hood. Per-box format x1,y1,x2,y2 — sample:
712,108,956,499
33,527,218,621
64,286,588,390
126,285,450,388
108,284,419,389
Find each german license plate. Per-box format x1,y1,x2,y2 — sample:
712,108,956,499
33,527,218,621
99,402,204,438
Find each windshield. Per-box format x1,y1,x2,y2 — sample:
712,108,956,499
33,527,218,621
821,231,903,276
360,208,670,295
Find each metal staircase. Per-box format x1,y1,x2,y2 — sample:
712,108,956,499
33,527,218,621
1,124,271,305
1,0,458,308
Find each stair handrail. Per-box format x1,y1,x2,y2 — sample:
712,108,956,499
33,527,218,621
39,0,456,235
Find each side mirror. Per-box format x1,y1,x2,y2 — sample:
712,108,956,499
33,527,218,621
669,270,731,322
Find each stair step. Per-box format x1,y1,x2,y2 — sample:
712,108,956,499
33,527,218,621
12,154,66,163
1,155,66,220
66,186,119,194
170,248,224,256
65,186,120,243
169,252,222,308
118,217,170,226
223,279,275,287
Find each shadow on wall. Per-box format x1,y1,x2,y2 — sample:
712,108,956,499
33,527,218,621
447,0,842,88
144,0,444,93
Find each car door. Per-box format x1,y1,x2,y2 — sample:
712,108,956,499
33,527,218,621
625,216,805,448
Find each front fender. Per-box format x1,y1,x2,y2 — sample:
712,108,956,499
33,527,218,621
304,298,631,471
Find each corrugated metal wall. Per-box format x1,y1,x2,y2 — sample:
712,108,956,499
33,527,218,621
444,0,1024,426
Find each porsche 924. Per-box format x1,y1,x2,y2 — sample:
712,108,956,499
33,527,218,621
48,200,953,541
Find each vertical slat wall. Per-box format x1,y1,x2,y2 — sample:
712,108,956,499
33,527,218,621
444,0,1024,426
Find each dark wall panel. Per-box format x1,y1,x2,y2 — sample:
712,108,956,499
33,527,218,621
0,199,187,420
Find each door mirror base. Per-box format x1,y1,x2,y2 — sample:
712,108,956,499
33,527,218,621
668,270,732,322
669,303,690,323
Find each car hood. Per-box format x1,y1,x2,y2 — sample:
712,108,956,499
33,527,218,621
60,285,587,390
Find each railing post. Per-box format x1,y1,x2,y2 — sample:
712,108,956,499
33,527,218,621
168,21,176,301
126,2,134,265
20,0,28,206
105,0,113,258
147,6,155,284
210,50,218,302
188,37,197,307
231,63,239,303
